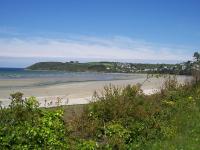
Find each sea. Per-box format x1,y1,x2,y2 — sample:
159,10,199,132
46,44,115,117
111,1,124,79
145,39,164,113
0,68,144,84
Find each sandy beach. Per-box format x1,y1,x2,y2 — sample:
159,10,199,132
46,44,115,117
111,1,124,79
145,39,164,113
0,75,191,107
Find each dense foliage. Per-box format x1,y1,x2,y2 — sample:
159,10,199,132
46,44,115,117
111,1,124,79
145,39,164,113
68,77,200,149
0,93,68,149
1,76,200,149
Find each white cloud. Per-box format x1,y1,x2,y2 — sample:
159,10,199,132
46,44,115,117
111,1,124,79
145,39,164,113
0,36,192,62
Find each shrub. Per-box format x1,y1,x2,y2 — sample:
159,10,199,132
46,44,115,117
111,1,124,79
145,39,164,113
0,93,69,149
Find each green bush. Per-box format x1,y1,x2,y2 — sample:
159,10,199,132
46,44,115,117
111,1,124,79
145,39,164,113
68,77,200,149
0,93,69,149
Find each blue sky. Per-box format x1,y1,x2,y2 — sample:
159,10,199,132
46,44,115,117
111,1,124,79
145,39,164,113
0,0,200,67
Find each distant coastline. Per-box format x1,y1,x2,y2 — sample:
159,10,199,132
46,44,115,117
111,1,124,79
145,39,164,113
27,61,193,75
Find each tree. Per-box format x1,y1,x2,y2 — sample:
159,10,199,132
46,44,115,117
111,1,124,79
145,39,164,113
192,52,200,83
193,52,200,61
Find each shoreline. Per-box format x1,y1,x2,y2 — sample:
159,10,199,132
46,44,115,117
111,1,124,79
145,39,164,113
0,88,159,108
0,75,191,108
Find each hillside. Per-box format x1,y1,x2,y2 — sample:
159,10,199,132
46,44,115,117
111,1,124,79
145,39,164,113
27,61,192,74
27,62,110,72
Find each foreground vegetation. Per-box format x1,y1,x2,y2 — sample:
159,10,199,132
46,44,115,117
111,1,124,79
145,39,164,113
1,75,200,149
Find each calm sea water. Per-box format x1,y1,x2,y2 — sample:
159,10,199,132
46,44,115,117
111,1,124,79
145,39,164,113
0,68,144,82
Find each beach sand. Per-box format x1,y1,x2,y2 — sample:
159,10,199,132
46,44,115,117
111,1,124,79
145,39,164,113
0,75,191,107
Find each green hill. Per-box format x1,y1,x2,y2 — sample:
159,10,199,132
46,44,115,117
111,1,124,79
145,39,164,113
27,61,114,72
27,61,192,74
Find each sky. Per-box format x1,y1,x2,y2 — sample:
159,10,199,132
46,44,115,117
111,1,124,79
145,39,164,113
0,0,200,67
